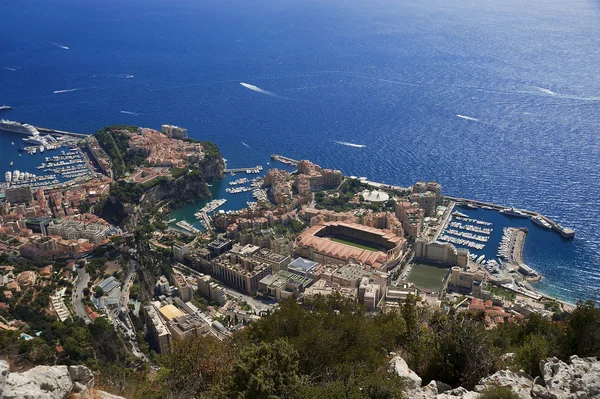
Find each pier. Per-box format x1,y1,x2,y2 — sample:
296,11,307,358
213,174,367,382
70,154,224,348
36,127,89,138
224,166,263,174
444,196,575,239
271,154,299,166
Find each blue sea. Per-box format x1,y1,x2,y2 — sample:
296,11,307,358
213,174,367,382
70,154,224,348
1,0,599,303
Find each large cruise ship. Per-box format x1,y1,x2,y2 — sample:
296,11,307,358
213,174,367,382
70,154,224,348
0,119,40,136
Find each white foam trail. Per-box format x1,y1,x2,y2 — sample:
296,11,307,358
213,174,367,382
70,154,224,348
241,141,251,149
535,86,556,96
110,74,135,79
456,114,480,122
50,42,70,50
240,82,276,96
2,66,17,71
120,110,139,116
334,141,366,148
53,88,81,94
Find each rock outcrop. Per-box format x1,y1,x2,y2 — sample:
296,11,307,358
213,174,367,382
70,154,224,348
0,360,125,399
389,354,600,399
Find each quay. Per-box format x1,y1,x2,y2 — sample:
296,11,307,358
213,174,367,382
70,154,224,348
271,154,299,166
224,166,263,174
444,196,575,239
36,126,89,138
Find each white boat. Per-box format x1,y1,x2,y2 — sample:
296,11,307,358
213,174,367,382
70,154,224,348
5,171,11,182
532,216,552,229
500,207,528,218
39,146,45,153
10,141,14,145
9,161,13,166
13,170,20,180
476,255,485,264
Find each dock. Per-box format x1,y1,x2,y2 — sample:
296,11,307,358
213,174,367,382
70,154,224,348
224,166,263,174
271,154,299,166
444,196,575,239
36,127,89,138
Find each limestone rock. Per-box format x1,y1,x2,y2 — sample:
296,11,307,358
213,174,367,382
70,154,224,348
0,363,125,399
69,365,95,389
539,356,600,399
476,369,534,399
0,360,10,397
388,354,422,391
2,365,73,399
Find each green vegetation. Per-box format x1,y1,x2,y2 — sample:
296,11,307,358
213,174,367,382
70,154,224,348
94,125,146,179
330,237,380,252
314,179,365,212
479,385,520,399
169,167,188,179
272,219,305,236
487,284,517,301
110,181,144,204
314,178,392,213
201,140,222,160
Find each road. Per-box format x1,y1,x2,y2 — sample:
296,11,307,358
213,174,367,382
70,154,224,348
72,265,91,324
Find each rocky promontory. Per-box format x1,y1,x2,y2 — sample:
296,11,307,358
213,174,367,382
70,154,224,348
390,354,600,399
0,361,125,399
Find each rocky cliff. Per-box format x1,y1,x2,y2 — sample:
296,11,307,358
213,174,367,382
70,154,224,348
390,354,600,399
0,360,125,399
199,156,225,182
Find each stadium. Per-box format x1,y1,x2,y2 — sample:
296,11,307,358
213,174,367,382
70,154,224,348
295,221,406,270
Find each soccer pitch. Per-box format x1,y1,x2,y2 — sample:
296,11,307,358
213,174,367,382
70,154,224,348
330,237,380,252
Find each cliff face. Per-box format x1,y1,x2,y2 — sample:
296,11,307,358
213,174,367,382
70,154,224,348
199,156,225,181
390,354,600,399
120,172,213,231
147,172,211,203
0,361,125,399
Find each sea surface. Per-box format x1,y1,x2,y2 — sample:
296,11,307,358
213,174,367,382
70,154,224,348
1,0,599,303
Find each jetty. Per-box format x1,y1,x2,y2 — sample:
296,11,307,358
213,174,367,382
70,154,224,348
36,126,89,138
224,166,263,174
271,154,299,166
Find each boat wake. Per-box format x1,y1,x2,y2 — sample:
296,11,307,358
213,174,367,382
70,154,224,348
334,141,366,148
240,82,277,97
241,142,251,149
49,42,70,50
2,66,18,71
456,114,481,122
120,110,139,116
111,74,135,79
535,86,556,96
53,88,82,94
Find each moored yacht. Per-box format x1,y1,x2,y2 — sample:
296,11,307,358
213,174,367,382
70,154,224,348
532,215,552,229
500,207,528,218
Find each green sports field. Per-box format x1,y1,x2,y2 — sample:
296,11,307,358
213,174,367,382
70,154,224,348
408,263,450,292
330,237,380,252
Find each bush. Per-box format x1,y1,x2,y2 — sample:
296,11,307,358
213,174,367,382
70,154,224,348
478,385,520,399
